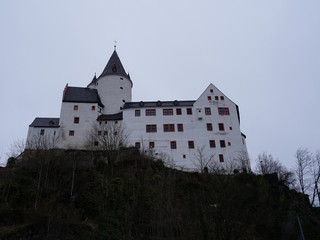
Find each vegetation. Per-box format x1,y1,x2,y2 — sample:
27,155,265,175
1,149,320,240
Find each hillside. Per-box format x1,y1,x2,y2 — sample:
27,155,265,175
0,149,319,240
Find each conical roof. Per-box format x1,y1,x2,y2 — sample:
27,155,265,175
98,50,129,79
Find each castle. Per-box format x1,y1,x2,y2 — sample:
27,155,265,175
26,49,249,170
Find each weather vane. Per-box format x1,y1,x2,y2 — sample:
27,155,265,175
114,41,117,50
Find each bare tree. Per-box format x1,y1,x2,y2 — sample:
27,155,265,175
86,121,128,167
256,152,295,187
193,146,214,173
295,148,312,195
7,139,26,158
310,151,320,206
26,134,59,150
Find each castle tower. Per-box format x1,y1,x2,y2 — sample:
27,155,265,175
88,50,133,114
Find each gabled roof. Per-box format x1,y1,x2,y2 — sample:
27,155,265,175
29,118,60,128
98,50,130,79
123,100,195,109
97,112,123,121
63,87,104,107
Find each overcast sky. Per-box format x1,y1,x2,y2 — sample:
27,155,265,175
1,0,319,169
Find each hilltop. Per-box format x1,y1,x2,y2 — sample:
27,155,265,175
0,149,319,240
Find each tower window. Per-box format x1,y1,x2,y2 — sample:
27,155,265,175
163,124,175,132
218,107,230,115
146,124,157,133
170,141,177,149
220,140,226,148
74,117,80,124
186,108,192,115
206,123,213,131
135,110,141,117
209,140,216,148
176,108,182,115
188,141,194,149
146,109,156,116
218,123,224,131
163,109,173,115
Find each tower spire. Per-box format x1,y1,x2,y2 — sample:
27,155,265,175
114,41,117,51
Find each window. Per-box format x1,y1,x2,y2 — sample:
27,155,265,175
210,89,213,93
218,107,230,115
220,96,224,100
215,96,219,100
54,131,56,136
176,108,182,115
228,142,231,146
146,109,156,116
74,105,78,110
114,131,118,135
104,131,108,135
74,117,80,124
170,141,177,149
98,131,102,136
183,154,186,159
40,129,45,135
69,130,75,136
205,107,211,115
206,123,213,131
220,140,226,148
115,121,118,124
149,142,155,148
94,141,99,146
163,109,174,116
105,121,108,124
120,87,123,89
207,96,212,101
135,142,141,149
230,127,232,130
188,141,195,149
92,106,96,111
135,110,141,117
219,154,224,162
186,108,192,115
177,124,183,132
218,123,224,131
209,140,216,148
146,124,157,133
163,124,175,132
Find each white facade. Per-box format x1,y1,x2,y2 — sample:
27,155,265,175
122,84,248,169
91,75,132,114
26,50,249,171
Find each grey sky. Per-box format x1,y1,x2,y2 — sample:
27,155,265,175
1,0,319,169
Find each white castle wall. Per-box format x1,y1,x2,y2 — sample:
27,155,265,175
58,102,100,149
26,127,59,149
123,84,248,170
96,75,132,114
